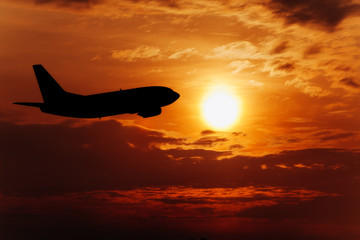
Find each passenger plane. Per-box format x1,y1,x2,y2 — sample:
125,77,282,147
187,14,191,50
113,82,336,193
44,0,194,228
14,65,180,118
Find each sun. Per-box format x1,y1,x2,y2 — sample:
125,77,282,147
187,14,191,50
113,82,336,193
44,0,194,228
202,89,240,129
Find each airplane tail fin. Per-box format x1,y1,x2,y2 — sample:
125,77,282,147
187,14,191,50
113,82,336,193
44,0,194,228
33,64,67,103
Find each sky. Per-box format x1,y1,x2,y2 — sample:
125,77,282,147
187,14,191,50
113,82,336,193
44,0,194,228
0,0,360,239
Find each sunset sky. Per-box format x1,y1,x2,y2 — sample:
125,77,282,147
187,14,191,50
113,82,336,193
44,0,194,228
1,0,360,239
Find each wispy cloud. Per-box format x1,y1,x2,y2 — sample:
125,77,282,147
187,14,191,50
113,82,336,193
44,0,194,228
206,41,263,60
228,60,254,74
285,77,330,97
111,45,161,62
168,48,198,59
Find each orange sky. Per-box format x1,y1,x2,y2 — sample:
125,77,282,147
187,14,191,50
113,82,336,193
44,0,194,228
1,0,360,156
1,0,360,239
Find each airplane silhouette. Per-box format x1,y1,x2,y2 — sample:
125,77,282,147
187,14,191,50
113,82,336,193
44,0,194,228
14,65,180,118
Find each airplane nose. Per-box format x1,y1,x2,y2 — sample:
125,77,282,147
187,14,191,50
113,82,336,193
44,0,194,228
173,91,180,101
163,90,180,106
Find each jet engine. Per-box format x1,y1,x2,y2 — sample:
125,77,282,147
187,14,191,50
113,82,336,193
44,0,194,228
137,107,162,118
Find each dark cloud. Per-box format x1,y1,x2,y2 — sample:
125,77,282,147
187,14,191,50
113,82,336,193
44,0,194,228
229,144,243,151
267,0,360,31
303,45,322,57
154,197,212,205
321,132,356,141
312,130,332,137
0,120,359,196
196,207,215,215
275,62,295,72
271,41,289,54
154,194,290,205
1,121,360,239
192,136,228,146
0,109,25,122
232,131,245,136
286,138,302,143
340,77,360,88
32,0,104,8
201,129,216,135
166,147,230,161
239,195,360,224
131,0,179,8
268,60,296,74
334,65,352,72
2,188,358,240
0,120,184,194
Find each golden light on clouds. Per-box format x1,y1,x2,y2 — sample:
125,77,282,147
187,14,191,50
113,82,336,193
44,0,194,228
202,87,241,130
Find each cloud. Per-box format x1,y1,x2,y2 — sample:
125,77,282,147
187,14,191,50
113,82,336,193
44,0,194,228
320,132,356,141
22,0,360,34
288,117,311,123
331,77,360,93
1,120,359,239
229,144,244,151
340,77,360,89
32,0,104,8
232,131,245,136
239,195,360,224
2,185,346,240
325,102,349,110
303,44,322,57
168,48,198,59
266,0,360,31
192,136,228,146
246,80,263,87
128,0,180,8
1,120,359,196
111,45,161,62
263,60,296,77
270,41,289,54
0,120,181,194
201,130,216,135
276,62,295,72
165,147,230,161
285,77,330,97
228,60,254,74
334,65,352,72
206,41,262,60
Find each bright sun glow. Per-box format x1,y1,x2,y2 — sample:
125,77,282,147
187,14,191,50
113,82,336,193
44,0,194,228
202,90,240,129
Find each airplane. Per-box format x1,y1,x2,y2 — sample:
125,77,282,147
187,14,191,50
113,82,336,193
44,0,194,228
14,65,180,118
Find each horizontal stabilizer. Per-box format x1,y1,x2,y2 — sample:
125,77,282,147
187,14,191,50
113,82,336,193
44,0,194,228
13,102,43,108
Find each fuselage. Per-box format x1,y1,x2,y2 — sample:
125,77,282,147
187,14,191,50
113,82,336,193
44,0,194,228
41,86,180,118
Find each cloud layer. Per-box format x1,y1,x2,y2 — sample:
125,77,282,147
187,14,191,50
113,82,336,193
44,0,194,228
1,120,359,239
1,120,359,195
